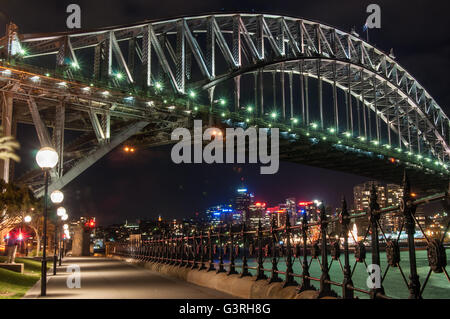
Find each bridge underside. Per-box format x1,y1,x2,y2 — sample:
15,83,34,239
1,12,450,195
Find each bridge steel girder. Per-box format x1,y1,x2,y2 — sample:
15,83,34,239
6,12,450,178
36,120,149,197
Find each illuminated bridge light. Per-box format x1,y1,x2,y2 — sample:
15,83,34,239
189,90,196,98
372,140,379,145
221,112,226,117
155,82,163,89
246,118,250,123
2,69,11,76
322,136,327,140
57,81,67,87
30,75,40,82
45,73,50,77
115,72,123,80
82,87,90,92
147,101,154,107
359,136,366,141
247,106,253,112
271,112,277,119
194,106,198,111
102,91,109,96
71,61,80,69
328,127,335,133
219,99,226,105
311,123,318,129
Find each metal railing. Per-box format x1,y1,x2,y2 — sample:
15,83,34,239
105,180,448,298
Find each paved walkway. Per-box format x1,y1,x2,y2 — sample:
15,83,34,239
24,257,234,299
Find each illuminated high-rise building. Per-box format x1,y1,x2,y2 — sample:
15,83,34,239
235,187,253,224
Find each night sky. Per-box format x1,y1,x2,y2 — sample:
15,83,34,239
2,1,450,225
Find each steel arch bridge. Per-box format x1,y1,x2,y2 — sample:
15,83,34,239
0,13,449,195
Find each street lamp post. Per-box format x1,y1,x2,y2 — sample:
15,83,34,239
36,146,59,297
52,204,65,275
56,206,67,267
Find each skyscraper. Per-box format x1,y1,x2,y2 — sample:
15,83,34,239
235,187,253,224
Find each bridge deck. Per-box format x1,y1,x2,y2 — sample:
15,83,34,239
24,257,235,299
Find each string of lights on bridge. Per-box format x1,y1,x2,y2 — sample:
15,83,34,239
1,61,448,175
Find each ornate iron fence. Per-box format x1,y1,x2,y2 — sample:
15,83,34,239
111,173,449,299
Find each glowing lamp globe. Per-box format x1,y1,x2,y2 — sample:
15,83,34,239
24,215,32,223
50,190,64,204
63,224,69,230
57,207,66,217
36,147,58,169
61,214,68,221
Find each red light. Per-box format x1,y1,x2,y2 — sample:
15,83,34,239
389,157,395,163
298,201,314,206
90,221,95,227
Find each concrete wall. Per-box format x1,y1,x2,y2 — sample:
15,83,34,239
109,255,334,299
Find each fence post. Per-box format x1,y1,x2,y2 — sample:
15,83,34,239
298,208,313,292
369,184,385,298
255,219,267,280
340,197,354,298
283,211,297,287
191,230,198,269
207,228,216,271
227,223,238,275
401,172,421,298
318,203,335,297
217,225,226,273
199,229,206,270
179,230,185,267
240,222,252,277
268,215,282,283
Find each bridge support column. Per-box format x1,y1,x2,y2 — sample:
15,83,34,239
72,224,91,257
234,76,240,112
0,91,15,182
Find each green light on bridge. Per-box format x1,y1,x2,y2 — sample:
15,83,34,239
155,82,163,90
271,112,277,119
189,90,196,98
311,123,318,129
344,131,351,137
247,106,253,113
71,61,80,69
115,72,123,80
328,127,335,133
219,99,226,106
